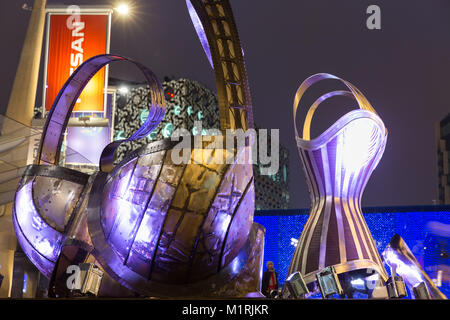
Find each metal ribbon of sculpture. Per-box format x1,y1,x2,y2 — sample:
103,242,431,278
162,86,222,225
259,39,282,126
186,0,253,131
13,0,263,298
383,234,447,299
286,73,389,296
13,54,165,279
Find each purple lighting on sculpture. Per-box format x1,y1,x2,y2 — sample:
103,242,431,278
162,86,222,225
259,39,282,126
66,126,110,164
14,181,63,263
381,234,447,299
342,118,381,172
383,247,425,287
186,0,214,68
288,74,389,290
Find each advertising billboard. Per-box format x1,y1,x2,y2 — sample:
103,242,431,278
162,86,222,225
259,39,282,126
43,12,110,113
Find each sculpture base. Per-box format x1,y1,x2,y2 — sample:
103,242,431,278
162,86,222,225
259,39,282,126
139,222,265,298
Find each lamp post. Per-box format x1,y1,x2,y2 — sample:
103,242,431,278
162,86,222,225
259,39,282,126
6,0,47,127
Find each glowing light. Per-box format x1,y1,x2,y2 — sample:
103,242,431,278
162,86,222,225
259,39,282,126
231,257,240,274
290,238,298,247
22,273,27,294
365,273,380,282
342,118,380,172
140,109,149,124
350,278,365,286
162,123,174,138
218,215,232,235
118,86,129,94
383,249,424,286
14,181,62,262
115,130,126,141
134,215,153,244
116,3,130,15
36,238,53,258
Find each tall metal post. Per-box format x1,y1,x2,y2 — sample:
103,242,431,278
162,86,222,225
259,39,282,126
6,0,47,126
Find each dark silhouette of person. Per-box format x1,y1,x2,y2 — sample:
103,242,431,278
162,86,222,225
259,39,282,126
261,261,278,298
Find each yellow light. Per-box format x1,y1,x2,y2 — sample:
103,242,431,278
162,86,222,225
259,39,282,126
116,3,130,15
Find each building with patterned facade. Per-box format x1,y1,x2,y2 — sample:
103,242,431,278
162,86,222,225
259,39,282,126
437,113,450,204
112,77,290,210
253,134,290,210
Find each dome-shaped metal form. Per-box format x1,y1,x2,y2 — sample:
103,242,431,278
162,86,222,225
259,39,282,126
86,137,259,296
287,73,389,296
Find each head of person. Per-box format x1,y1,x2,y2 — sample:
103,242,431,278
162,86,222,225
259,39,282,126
266,261,274,271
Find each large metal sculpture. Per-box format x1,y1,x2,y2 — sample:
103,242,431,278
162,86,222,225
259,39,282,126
13,55,164,280
13,0,264,298
286,73,389,297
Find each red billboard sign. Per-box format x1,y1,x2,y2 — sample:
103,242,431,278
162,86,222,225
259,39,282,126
45,14,108,112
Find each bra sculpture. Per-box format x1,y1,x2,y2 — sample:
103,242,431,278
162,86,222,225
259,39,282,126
13,0,264,298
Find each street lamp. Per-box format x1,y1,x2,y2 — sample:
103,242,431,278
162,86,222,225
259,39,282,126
116,3,129,15
118,86,129,94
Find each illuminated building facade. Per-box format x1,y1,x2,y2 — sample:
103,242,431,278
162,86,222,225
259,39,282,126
112,77,220,163
254,138,290,210
254,205,450,298
437,113,450,204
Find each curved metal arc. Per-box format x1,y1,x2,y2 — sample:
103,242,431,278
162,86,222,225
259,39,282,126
38,54,166,172
186,0,253,131
12,206,56,278
298,109,386,151
186,0,214,68
293,73,382,142
12,178,62,277
303,90,354,140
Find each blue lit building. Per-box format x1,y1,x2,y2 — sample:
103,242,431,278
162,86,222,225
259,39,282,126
254,205,450,298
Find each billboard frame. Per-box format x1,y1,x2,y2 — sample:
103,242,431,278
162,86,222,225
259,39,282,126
41,6,113,117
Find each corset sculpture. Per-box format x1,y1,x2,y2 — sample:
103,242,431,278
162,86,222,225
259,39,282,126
287,73,389,296
13,0,264,298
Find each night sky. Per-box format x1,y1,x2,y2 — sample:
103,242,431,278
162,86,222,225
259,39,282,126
1,0,449,209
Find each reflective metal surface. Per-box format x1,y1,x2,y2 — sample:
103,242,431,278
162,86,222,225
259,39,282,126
37,54,165,171
287,74,389,296
14,0,262,297
13,55,166,280
186,0,254,131
87,138,257,295
383,234,447,299
13,165,89,277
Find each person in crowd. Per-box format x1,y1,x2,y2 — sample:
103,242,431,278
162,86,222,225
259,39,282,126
261,261,278,298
